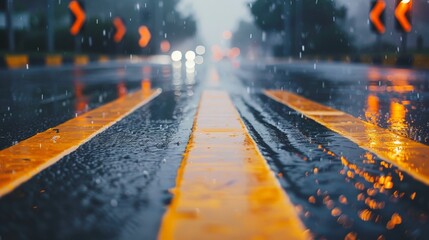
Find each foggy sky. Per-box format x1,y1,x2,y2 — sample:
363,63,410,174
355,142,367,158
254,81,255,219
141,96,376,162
179,0,252,47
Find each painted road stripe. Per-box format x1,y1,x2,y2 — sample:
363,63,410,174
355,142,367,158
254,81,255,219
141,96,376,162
265,90,429,186
0,88,161,197
159,90,308,240
45,55,63,66
5,55,29,69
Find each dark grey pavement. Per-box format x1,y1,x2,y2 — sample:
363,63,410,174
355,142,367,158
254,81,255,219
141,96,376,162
1,58,429,239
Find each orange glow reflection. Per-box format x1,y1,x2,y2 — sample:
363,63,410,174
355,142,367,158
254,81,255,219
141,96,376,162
143,66,152,76
211,45,224,62
389,101,407,135
141,79,152,97
367,68,415,93
229,47,241,59
74,81,88,114
365,95,380,124
117,82,128,98
222,31,232,40
160,40,171,53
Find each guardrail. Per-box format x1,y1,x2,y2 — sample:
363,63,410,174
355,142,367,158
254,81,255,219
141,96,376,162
0,54,150,69
0,54,169,69
301,54,429,70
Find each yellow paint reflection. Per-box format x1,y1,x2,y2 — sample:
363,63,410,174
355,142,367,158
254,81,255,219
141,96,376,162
117,67,126,78
386,213,402,230
367,68,415,93
158,91,308,239
365,95,380,125
389,101,407,135
116,68,127,99
143,66,152,77
141,79,152,97
74,80,88,114
117,82,128,98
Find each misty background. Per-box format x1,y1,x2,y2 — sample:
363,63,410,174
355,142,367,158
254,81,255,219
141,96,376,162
0,0,428,56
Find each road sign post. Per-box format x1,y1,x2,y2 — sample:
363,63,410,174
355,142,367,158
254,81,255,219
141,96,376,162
283,2,292,56
6,0,15,52
295,0,303,57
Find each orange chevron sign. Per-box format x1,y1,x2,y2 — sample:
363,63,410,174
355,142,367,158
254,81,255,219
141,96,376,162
395,0,412,32
69,0,86,36
139,26,151,48
113,17,127,43
370,0,386,34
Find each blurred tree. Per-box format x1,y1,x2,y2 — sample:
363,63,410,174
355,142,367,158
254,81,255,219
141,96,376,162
2,0,196,54
249,0,354,55
231,20,263,58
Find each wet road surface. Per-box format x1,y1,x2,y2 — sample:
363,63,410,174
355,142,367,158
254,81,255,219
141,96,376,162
1,58,429,239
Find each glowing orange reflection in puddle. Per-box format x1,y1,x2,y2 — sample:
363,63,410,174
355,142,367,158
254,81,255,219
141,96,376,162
117,82,128,98
73,68,88,114
365,94,380,125
74,80,88,114
389,101,407,135
367,68,415,93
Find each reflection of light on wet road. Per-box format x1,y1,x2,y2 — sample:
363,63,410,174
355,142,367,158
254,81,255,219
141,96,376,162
365,67,424,143
208,67,220,87
171,61,183,98
365,95,380,125
117,82,128,98
73,68,88,115
367,68,415,93
74,80,88,114
389,101,407,135
116,67,128,99
141,79,151,97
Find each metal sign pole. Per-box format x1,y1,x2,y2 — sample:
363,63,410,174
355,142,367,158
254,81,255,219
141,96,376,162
47,0,55,52
6,0,15,52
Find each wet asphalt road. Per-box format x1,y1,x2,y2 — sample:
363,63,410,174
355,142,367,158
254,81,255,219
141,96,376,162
1,58,429,239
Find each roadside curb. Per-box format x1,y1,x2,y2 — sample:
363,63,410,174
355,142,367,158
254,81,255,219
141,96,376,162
0,54,156,69
302,54,429,69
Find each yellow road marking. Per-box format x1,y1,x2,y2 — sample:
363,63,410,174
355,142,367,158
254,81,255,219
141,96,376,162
5,55,29,69
98,55,109,63
74,55,89,65
265,90,429,186
45,55,63,66
0,88,161,197
159,90,308,240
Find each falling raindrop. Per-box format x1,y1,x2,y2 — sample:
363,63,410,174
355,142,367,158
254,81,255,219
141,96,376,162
110,199,118,207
